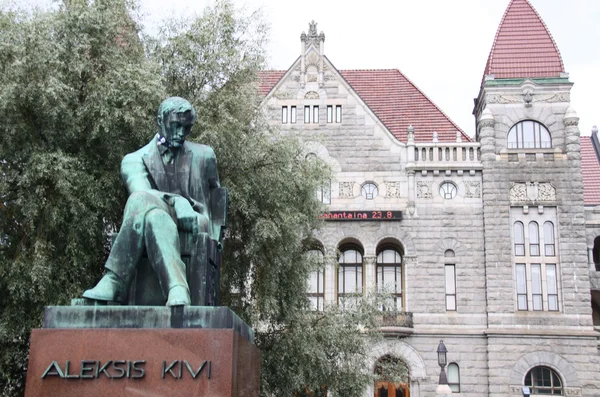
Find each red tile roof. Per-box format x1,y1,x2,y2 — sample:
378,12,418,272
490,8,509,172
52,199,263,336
259,69,469,143
581,135,600,205
483,0,565,80
258,70,286,96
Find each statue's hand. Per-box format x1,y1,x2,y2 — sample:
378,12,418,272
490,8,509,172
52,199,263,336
173,197,201,234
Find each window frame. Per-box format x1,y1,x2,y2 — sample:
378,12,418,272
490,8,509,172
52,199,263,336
304,105,311,124
337,246,364,306
447,363,460,393
316,179,331,205
313,105,319,124
376,247,403,311
507,120,552,149
306,249,325,311
336,105,342,123
291,106,297,124
327,105,333,123
511,209,560,312
524,366,563,395
439,181,457,200
281,106,288,124
445,264,456,311
361,182,378,200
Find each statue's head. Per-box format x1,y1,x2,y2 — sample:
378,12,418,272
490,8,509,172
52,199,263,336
157,97,196,148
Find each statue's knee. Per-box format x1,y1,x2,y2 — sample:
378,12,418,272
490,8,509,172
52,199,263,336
145,208,173,228
126,191,156,208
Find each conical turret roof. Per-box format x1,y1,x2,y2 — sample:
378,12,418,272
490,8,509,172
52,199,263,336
483,0,565,80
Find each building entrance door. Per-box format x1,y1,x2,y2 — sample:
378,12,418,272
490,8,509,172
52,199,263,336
374,381,410,397
374,355,410,397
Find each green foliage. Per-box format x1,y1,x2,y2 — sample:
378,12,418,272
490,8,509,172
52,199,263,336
0,0,164,392
0,1,382,396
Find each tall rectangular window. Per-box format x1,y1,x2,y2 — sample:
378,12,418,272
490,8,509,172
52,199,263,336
304,106,310,124
308,269,324,311
281,106,288,123
306,250,324,311
445,264,456,311
313,106,319,124
547,264,558,311
290,106,297,124
327,105,333,123
531,264,543,310
511,208,560,312
316,179,331,205
338,249,363,307
516,264,528,310
336,105,342,123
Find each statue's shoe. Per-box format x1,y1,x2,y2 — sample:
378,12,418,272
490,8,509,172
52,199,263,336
166,285,191,306
82,271,127,303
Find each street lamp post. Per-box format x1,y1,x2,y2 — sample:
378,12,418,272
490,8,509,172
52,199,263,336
435,340,452,396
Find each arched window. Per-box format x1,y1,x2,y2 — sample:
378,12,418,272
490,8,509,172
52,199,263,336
529,222,540,256
448,363,460,393
514,222,525,256
306,249,325,311
376,248,403,311
361,182,378,200
507,120,552,149
338,246,363,307
524,366,563,395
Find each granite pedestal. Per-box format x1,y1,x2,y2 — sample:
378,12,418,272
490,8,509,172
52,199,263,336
25,306,260,397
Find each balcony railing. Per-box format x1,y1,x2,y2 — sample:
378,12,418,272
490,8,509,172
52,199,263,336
413,142,481,166
376,311,413,328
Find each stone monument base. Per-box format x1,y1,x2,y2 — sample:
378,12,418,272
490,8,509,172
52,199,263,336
24,306,260,397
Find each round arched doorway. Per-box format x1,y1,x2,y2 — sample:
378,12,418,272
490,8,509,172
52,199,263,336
374,355,410,397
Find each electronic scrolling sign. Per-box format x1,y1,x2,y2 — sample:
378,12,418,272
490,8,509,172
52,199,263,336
319,210,402,221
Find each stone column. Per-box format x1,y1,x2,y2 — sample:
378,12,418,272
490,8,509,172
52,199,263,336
563,107,581,160
324,253,337,304
477,107,495,162
364,255,377,294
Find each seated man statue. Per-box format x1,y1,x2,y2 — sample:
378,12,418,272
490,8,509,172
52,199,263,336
83,97,220,306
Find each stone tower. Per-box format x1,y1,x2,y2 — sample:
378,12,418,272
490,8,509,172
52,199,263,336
474,0,598,394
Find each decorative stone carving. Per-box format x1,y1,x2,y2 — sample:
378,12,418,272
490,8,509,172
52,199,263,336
416,181,432,199
464,181,481,198
384,181,402,198
306,75,318,83
308,20,317,35
510,182,556,203
486,94,519,104
291,75,300,82
273,91,295,100
339,182,355,198
538,183,556,202
510,183,527,202
486,92,570,106
304,91,319,99
324,74,336,82
564,117,579,127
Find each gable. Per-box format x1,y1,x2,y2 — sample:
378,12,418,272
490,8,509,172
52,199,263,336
259,68,469,143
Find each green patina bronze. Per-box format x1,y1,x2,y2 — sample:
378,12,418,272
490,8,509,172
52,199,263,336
81,97,227,307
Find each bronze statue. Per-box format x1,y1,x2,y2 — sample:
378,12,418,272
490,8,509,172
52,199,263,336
83,97,226,306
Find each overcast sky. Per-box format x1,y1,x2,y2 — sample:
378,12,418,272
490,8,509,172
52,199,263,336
142,0,600,139
21,0,600,139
